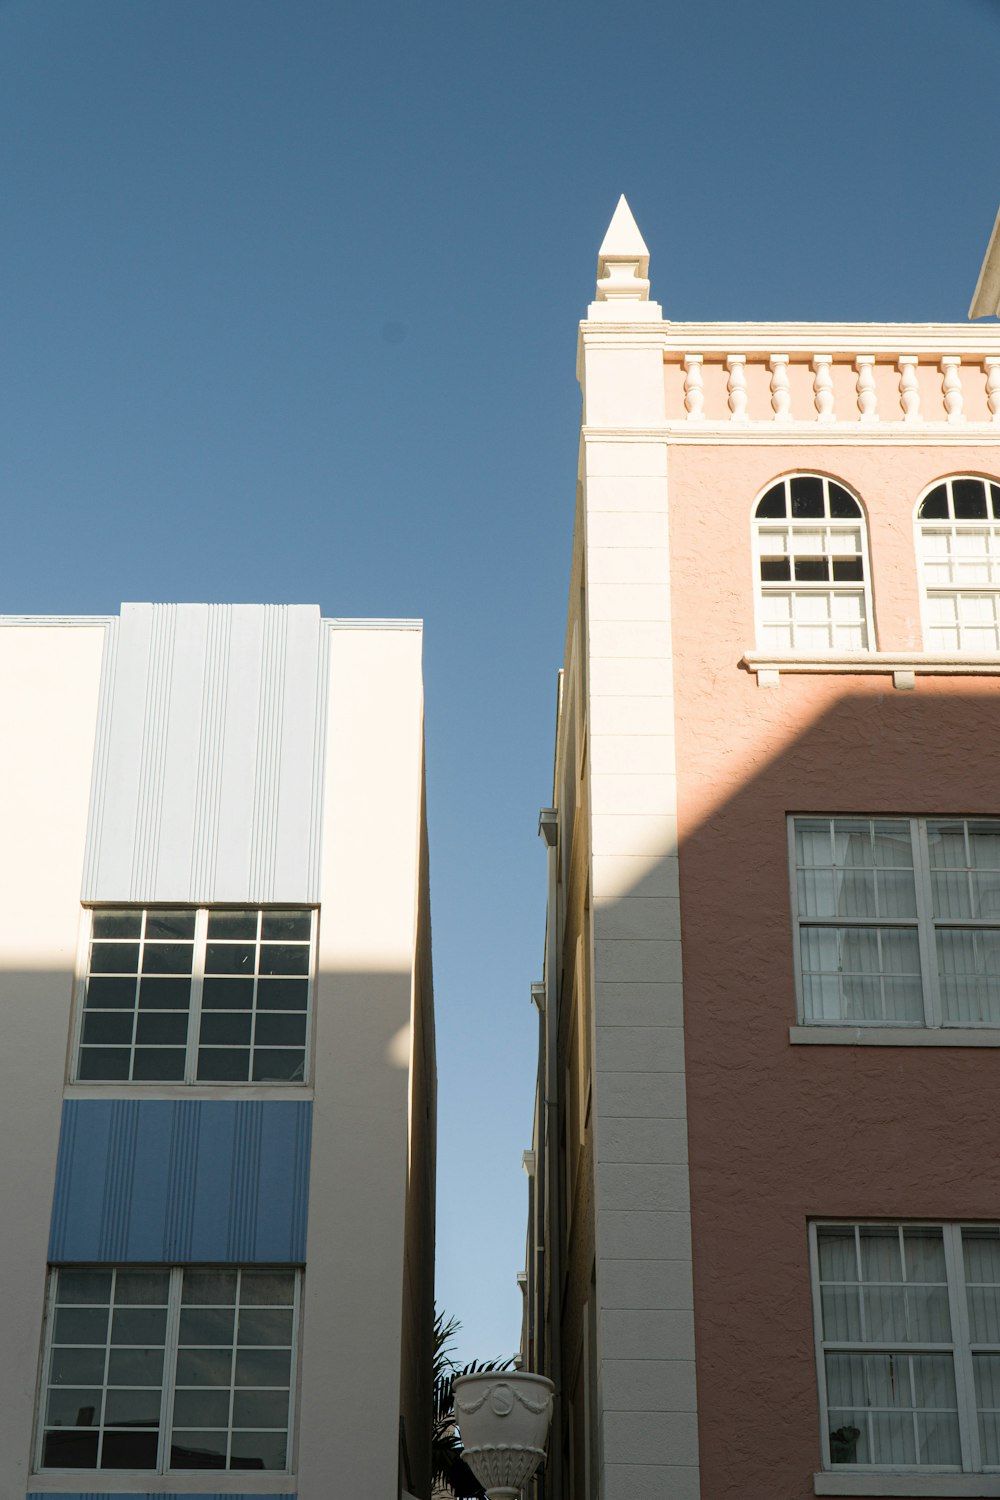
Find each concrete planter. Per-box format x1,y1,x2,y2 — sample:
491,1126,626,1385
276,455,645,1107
452,1371,555,1500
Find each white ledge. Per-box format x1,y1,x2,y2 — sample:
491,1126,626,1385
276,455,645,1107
790,1026,1000,1048
743,651,1000,687
814,1473,1000,1496
29,1479,296,1495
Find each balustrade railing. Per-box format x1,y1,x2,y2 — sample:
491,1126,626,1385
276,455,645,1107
662,327,1000,427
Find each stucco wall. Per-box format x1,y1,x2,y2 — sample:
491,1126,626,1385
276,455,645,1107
668,441,1000,1500
297,624,426,1500
0,623,106,1492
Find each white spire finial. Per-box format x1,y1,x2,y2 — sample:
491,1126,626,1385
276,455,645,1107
596,194,650,303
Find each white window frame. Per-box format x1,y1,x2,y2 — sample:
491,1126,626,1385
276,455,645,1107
915,475,1000,653
752,474,876,654
810,1221,1000,1476
35,1263,301,1475
72,906,317,1086
789,817,1000,1030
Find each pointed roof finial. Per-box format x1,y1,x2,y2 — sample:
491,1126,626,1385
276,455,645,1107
588,195,661,321
596,194,650,304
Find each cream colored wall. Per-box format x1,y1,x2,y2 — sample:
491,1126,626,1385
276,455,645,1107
0,623,107,1492
297,624,427,1500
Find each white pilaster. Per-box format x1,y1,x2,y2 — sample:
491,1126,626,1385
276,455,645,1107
578,200,699,1500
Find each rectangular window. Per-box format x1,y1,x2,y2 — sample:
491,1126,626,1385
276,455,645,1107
37,1265,299,1473
812,1222,1000,1473
921,526,1000,652
76,908,315,1084
791,818,1000,1028
756,522,869,651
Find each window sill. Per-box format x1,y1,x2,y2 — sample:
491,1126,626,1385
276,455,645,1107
815,1473,1000,1496
64,1083,313,1100
743,650,1000,688
29,1478,296,1495
790,1026,1000,1047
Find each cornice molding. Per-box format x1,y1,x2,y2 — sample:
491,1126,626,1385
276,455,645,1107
0,614,115,626
580,424,1000,446
578,318,1000,356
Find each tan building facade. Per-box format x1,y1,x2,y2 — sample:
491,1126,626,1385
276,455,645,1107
523,199,1000,1500
0,606,435,1500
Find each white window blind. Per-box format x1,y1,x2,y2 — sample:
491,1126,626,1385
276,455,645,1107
813,1223,1000,1473
917,477,1000,651
791,817,1000,1028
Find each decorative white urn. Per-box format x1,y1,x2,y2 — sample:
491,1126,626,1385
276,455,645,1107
452,1371,555,1500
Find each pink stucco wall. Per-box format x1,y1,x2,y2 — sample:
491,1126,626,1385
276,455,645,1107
668,442,1000,1500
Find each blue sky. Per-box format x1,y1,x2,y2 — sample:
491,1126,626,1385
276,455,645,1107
2,0,999,1366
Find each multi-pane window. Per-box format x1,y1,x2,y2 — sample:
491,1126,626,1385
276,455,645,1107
77,908,314,1084
917,475,1000,650
792,817,1000,1027
754,474,873,651
37,1265,298,1472
813,1222,1000,1472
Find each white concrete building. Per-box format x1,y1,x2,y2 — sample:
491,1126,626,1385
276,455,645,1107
0,603,436,1500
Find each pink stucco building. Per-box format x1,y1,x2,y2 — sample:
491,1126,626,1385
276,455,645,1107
522,198,1000,1500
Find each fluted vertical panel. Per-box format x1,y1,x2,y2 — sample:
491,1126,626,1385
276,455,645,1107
190,603,232,901
48,1097,79,1259
80,616,120,897
164,1099,201,1260
82,603,328,902
130,605,177,897
227,1099,264,1260
307,618,331,902
98,1099,139,1259
249,607,288,903
49,1101,312,1263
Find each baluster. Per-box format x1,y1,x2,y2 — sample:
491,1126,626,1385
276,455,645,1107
769,355,791,421
683,355,705,421
726,354,748,422
898,356,920,423
941,357,965,423
855,356,878,423
986,359,1000,424
812,355,835,422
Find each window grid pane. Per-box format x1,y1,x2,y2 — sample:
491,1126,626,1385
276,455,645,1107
171,1267,295,1470
793,818,1000,1030
198,911,310,1085
39,1266,297,1474
755,476,871,652
918,478,1000,650
79,911,194,1083
41,1268,169,1472
815,1224,974,1472
76,908,314,1085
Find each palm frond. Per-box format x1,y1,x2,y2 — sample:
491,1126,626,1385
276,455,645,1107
431,1307,516,1499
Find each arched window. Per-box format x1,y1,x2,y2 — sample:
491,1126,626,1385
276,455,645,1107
753,474,873,651
916,475,1000,651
